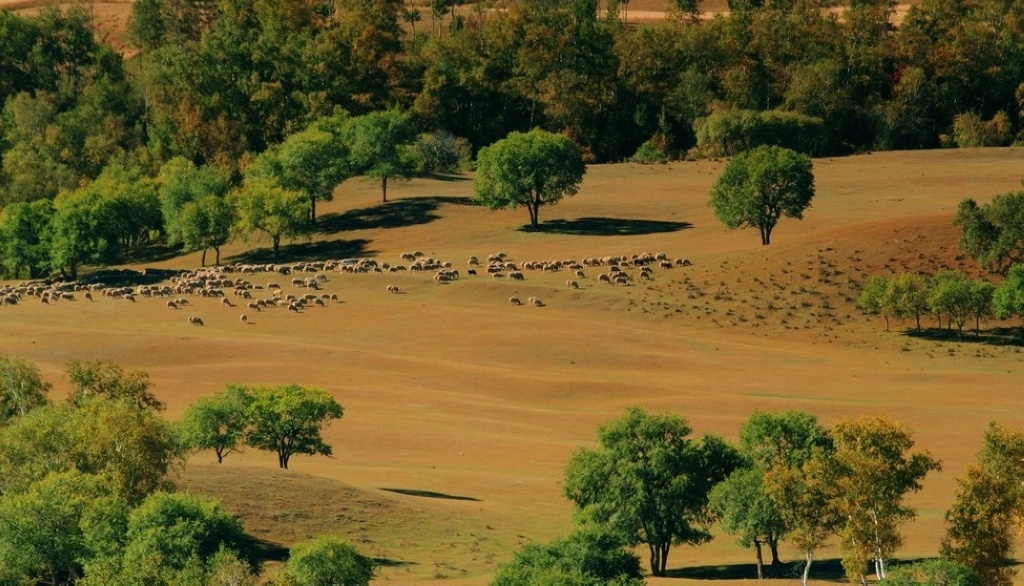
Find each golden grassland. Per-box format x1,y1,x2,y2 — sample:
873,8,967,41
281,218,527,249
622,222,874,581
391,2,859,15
2,148,1024,583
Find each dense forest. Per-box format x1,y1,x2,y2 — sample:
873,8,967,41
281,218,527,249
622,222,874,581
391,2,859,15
1,0,1023,278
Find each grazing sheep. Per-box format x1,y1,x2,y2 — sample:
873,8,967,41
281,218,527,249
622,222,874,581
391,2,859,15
124,294,136,302
508,271,525,281
387,285,400,294
401,252,416,261
240,314,248,324
678,258,692,267
575,269,586,279
288,303,300,313
467,269,477,276
599,273,612,283
188,315,204,326
84,292,93,301
247,302,260,312
167,301,178,309
491,272,505,279
509,296,522,305
222,298,234,307
567,280,579,289
528,296,544,307
313,298,325,307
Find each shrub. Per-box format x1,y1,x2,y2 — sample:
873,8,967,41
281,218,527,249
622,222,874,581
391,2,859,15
281,536,374,586
415,130,472,174
630,140,669,164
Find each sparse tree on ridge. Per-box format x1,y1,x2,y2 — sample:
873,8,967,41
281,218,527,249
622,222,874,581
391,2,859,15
474,129,586,228
709,145,815,245
175,384,252,463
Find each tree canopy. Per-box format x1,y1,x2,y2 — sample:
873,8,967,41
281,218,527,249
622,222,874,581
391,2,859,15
474,129,586,228
242,384,343,469
709,145,815,245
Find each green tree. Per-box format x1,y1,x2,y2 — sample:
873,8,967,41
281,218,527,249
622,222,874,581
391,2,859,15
954,192,1024,274
858,275,896,330
880,558,980,586
747,410,833,586
892,272,931,332
927,271,975,336
708,466,785,579
230,178,310,260
992,264,1024,326
942,424,1024,586
178,194,234,266
709,145,815,245
828,416,941,584
562,406,741,577
66,359,164,412
0,470,116,585
175,384,252,463
0,199,54,279
281,536,374,586
344,108,419,203
156,157,231,253
49,186,110,280
243,384,344,469
0,353,51,425
98,491,254,585
491,529,644,586
474,129,586,228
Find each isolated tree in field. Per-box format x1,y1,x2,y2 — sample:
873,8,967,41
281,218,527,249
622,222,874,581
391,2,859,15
230,178,310,260
65,359,164,412
475,129,586,228
243,384,343,469
282,536,374,586
491,528,644,586
0,353,51,425
344,108,419,203
942,424,1024,585
708,466,785,579
992,264,1024,326
747,410,833,586
954,192,1024,273
828,416,940,584
175,385,252,463
562,406,741,577
709,145,815,245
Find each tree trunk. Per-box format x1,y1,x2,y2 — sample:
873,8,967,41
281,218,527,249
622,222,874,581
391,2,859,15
760,226,771,245
754,539,764,579
769,538,781,572
201,248,207,267
801,550,813,586
273,236,281,260
279,453,288,469
310,196,317,225
216,447,225,463
382,175,388,203
915,310,922,331
214,246,221,266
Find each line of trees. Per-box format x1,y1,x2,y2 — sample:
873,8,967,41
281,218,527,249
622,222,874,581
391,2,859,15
857,266,1024,337
495,407,1024,585
0,353,367,585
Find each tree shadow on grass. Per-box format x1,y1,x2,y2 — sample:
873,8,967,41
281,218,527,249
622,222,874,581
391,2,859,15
315,196,477,235
666,558,847,581
520,217,692,236
373,557,418,568
244,536,289,565
227,238,375,264
902,326,1024,347
379,487,481,502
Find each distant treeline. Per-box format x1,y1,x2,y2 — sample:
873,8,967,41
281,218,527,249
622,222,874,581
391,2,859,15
0,0,1022,275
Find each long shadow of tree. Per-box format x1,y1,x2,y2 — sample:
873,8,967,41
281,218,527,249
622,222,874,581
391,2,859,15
666,557,847,582
519,217,692,236
315,196,476,235
903,326,1024,346
227,238,374,264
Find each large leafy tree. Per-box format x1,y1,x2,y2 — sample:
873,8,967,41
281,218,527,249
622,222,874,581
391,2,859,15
243,384,344,469
0,199,54,279
474,129,586,228
491,528,644,586
282,536,374,586
65,359,164,412
993,264,1024,327
0,353,51,425
747,410,833,586
708,466,785,579
562,406,741,577
248,116,352,223
178,194,233,267
709,145,815,245
954,192,1024,274
156,157,231,252
344,108,419,203
942,424,1024,586
828,416,941,584
230,177,310,260
175,384,252,463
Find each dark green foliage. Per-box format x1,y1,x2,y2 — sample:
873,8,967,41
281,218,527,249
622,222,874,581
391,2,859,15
954,193,1024,274
0,353,51,424
491,529,644,586
66,359,165,412
175,384,252,463
694,109,826,157
563,406,741,577
282,536,374,586
992,264,1024,323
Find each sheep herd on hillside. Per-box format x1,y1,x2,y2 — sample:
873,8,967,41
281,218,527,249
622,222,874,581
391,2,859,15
0,251,692,326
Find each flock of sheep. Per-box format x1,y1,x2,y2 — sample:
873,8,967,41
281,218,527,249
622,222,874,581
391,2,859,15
0,251,691,326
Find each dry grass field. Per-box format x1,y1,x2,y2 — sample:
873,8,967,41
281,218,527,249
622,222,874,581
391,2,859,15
2,148,1024,583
